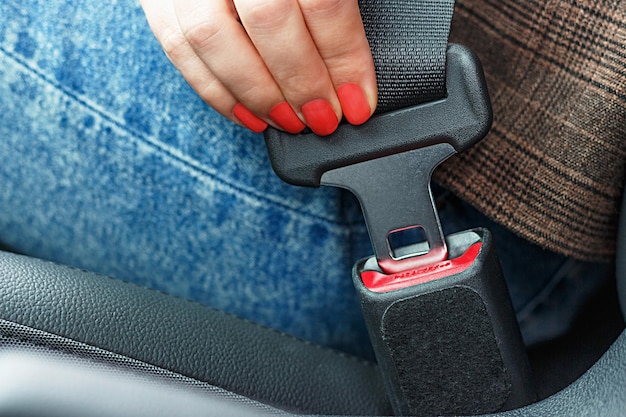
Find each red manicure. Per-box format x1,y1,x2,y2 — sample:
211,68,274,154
301,99,339,136
269,102,306,134
233,103,268,133
337,83,371,126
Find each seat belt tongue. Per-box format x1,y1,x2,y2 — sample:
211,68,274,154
321,143,450,274
265,44,491,273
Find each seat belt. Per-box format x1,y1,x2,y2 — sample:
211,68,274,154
265,1,536,415
359,0,454,112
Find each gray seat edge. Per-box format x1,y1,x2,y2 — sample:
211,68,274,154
0,251,391,415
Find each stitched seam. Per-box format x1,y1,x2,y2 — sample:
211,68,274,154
19,254,378,369
0,46,363,229
0,321,287,414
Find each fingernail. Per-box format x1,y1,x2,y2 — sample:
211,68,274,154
301,99,339,136
233,103,268,133
269,102,306,134
337,83,371,125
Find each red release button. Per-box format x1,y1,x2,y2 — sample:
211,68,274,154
361,242,482,293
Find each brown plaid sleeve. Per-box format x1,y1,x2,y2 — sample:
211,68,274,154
436,0,626,261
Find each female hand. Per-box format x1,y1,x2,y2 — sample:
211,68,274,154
140,0,377,135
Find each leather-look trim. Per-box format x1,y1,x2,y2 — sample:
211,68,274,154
0,319,284,416
0,251,391,415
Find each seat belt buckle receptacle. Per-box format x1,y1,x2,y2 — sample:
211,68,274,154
354,229,536,416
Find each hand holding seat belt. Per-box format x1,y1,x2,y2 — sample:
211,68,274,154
264,1,536,415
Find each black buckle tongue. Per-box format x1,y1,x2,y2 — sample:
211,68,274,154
265,44,492,274
321,144,451,274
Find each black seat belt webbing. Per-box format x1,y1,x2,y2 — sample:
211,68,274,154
359,0,455,112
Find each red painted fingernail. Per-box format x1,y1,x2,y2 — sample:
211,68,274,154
269,102,306,134
301,99,339,136
337,83,371,125
233,103,268,133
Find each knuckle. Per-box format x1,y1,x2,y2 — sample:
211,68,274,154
199,85,237,120
234,83,267,105
326,49,372,75
158,27,188,59
283,71,329,97
240,0,293,28
197,77,225,104
181,18,227,51
298,0,344,15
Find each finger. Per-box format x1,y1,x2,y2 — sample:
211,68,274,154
141,0,251,129
174,0,300,133
234,0,341,135
299,0,377,125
